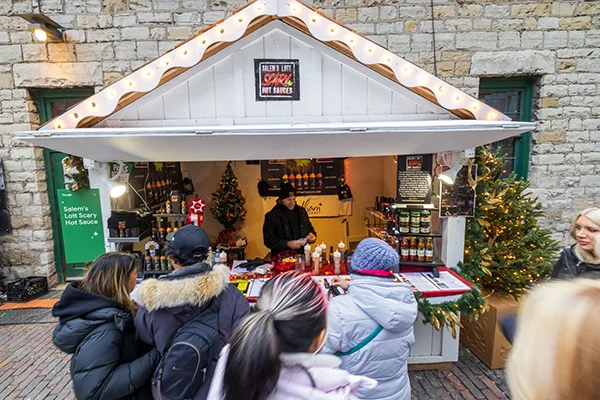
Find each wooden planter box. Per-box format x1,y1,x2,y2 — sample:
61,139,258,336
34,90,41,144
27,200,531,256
460,293,522,369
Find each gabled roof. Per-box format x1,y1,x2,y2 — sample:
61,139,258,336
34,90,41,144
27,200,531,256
41,0,508,131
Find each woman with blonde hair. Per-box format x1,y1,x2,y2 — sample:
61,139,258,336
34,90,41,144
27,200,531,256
552,207,600,279
52,252,159,400
207,271,376,400
506,279,600,400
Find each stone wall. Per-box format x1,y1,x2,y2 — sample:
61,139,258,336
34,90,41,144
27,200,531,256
0,0,598,281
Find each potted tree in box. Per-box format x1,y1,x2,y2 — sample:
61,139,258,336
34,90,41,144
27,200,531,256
458,146,560,369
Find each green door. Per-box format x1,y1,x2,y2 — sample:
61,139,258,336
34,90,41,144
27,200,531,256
38,89,95,281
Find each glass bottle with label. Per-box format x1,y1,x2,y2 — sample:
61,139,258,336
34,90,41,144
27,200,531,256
151,174,158,203
309,167,316,190
282,169,289,184
316,167,323,190
425,238,434,262
146,181,153,204
400,237,410,261
295,170,302,190
145,250,153,271
409,237,417,261
417,238,426,262
303,168,309,190
160,174,167,201
289,170,295,188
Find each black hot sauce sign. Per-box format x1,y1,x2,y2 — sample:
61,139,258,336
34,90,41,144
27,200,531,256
255,59,300,101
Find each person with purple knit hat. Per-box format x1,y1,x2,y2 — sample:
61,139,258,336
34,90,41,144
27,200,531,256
323,238,418,400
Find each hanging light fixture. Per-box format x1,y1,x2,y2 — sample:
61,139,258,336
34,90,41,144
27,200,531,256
17,14,64,42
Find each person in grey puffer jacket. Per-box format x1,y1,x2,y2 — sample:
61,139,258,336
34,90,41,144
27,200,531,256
323,238,418,400
132,225,250,400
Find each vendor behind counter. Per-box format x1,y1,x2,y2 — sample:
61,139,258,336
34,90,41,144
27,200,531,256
262,182,317,257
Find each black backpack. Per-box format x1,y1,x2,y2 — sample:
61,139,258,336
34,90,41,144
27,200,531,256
153,296,221,400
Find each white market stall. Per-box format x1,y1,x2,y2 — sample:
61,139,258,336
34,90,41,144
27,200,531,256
18,0,534,366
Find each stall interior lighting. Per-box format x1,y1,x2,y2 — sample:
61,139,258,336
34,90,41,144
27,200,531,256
39,0,506,131
102,177,127,198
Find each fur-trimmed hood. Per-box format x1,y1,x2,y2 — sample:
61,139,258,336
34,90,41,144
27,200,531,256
132,264,230,312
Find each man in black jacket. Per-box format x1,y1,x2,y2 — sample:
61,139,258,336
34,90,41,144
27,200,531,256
263,182,317,257
132,225,249,400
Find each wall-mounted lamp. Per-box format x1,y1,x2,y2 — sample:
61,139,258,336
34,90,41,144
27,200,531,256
18,14,64,42
102,177,127,198
438,149,474,185
439,164,462,185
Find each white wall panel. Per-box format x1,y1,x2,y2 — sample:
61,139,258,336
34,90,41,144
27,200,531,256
105,25,451,127
189,68,216,119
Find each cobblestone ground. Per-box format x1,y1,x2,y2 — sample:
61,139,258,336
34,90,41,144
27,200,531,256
0,309,510,399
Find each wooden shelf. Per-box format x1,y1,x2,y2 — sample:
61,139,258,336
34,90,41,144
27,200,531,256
153,213,187,218
394,232,442,238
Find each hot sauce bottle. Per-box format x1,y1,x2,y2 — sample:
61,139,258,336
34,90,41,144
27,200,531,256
409,237,417,261
295,170,302,190
417,238,426,262
289,170,296,188
400,237,410,261
309,167,316,190
316,167,323,190
303,168,309,190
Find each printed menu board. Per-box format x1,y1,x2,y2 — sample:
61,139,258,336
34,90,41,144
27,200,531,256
396,154,433,205
260,159,345,196
440,164,477,217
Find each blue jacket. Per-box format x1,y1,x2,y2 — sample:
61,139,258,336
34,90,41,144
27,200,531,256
52,283,159,400
322,275,418,400
132,263,250,400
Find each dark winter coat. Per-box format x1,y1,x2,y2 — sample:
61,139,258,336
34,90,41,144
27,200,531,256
551,245,600,280
52,283,160,400
132,263,250,400
263,203,316,255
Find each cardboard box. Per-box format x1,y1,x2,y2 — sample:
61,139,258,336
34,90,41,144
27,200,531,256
460,292,523,369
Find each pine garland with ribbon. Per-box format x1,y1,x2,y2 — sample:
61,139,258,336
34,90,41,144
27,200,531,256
62,156,90,191
415,285,487,339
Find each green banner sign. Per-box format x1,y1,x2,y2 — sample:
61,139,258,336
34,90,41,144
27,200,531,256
57,189,106,264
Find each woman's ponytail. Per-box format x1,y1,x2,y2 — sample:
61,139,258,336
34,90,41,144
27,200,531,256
222,271,328,400
223,310,281,400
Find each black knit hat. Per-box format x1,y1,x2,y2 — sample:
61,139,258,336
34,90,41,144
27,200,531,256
278,182,296,200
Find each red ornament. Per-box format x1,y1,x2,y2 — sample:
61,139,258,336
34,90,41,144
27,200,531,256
186,197,206,227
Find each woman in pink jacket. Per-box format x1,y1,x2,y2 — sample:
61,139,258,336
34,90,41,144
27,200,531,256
208,271,376,400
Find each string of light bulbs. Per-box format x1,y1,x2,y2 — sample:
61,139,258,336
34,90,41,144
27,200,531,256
42,0,506,131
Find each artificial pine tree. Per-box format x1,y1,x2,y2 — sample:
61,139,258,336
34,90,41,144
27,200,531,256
211,162,247,247
459,146,560,300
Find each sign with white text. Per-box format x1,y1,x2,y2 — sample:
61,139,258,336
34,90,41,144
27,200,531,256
58,189,105,263
255,59,300,101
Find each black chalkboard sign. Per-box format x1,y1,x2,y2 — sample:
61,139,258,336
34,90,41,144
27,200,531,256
260,159,344,196
440,164,477,217
396,154,433,205
255,59,300,101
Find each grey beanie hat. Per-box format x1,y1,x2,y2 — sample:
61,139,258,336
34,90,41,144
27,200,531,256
351,238,400,273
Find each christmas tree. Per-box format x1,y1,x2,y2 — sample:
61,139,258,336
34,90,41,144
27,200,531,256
211,162,247,247
459,146,560,300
